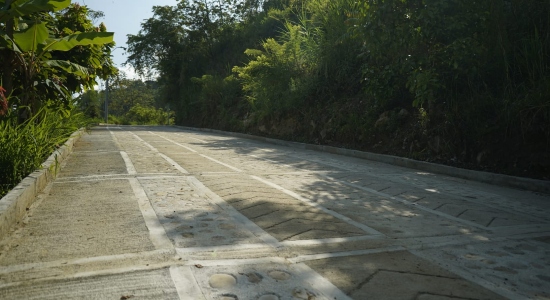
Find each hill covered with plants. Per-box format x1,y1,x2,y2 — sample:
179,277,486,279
126,0,550,180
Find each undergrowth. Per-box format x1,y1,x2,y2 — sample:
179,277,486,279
0,105,89,198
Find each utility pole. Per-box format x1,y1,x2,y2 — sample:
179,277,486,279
104,47,125,124
104,77,109,124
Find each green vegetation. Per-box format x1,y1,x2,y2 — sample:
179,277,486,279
77,77,175,125
0,0,116,197
0,104,88,197
127,0,550,179
0,0,116,119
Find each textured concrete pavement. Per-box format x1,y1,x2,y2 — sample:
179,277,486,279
0,125,549,299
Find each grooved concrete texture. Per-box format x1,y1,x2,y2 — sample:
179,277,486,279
0,180,155,265
1,125,549,299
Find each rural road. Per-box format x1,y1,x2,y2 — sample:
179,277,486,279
1,125,549,299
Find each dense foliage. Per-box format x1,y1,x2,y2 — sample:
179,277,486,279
0,0,116,118
77,77,175,125
127,0,549,179
1,0,116,197
0,104,88,197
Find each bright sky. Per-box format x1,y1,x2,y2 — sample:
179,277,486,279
77,0,180,78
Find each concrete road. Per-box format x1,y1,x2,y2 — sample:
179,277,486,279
1,125,549,300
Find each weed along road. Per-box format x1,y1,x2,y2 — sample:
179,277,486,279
1,125,549,299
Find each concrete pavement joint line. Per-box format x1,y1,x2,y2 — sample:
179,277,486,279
169,266,206,300
326,175,491,230
410,250,528,300
0,232,539,283
260,171,337,176
292,263,353,300
0,261,183,290
153,130,245,173
120,151,137,175
129,178,173,250
175,243,273,254
184,257,288,267
136,175,188,180
77,150,121,153
280,235,385,247
55,174,148,181
199,172,243,176
61,262,177,285
127,131,189,174
288,246,406,264
199,154,244,172
185,176,282,248
53,174,187,184
128,131,158,152
250,175,385,236
148,131,198,153
63,174,185,180
107,128,125,150
0,249,173,275
69,249,172,265
159,153,189,174
249,171,332,177
403,236,493,252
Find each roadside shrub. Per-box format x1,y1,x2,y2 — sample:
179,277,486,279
233,19,321,118
0,104,88,198
123,104,175,125
190,74,245,126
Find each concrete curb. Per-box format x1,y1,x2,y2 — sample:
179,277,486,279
0,128,85,240
174,126,550,194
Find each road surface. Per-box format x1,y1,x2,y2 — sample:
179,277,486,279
1,125,549,299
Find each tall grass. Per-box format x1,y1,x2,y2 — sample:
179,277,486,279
0,106,89,198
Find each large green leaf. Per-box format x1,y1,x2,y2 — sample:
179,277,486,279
44,60,90,78
44,32,114,52
0,0,70,22
0,29,21,52
12,22,48,52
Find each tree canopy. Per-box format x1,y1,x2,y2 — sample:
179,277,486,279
0,0,117,119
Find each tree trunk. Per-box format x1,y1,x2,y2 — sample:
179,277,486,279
1,0,15,99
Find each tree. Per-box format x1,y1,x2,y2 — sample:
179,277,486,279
108,78,156,116
53,3,117,93
126,0,277,122
0,0,116,119
76,89,101,119
126,5,186,79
